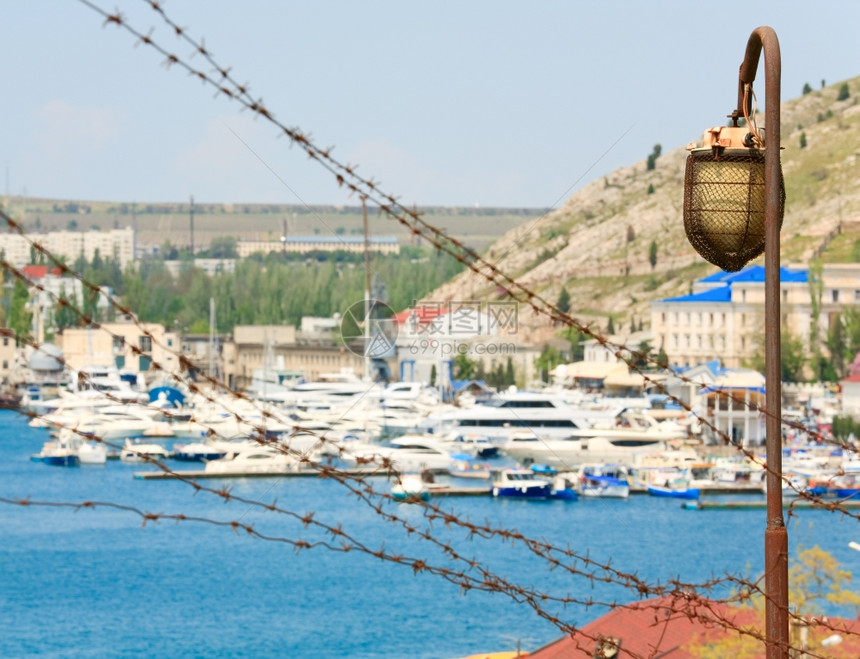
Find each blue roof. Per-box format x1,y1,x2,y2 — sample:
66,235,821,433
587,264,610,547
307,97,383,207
663,287,732,303
663,266,807,303
702,265,807,284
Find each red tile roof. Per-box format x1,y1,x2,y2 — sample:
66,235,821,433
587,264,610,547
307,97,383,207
393,304,447,326
527,596,860,658
21,265,62,279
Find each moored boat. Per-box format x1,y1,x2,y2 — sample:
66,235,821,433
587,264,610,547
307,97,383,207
491,468,552,499
578,463,630,499
120,439,172,463
390,473,431,502
202,447,300,475
549,474,579,501
36,438,80,466
647,483,700,499
172,441,228,462
77,440,108,465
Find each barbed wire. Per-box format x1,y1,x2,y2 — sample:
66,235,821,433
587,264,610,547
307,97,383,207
0,2,854,656
73,0,860,476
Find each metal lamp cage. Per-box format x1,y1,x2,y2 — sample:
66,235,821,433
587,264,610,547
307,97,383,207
683,148,785,272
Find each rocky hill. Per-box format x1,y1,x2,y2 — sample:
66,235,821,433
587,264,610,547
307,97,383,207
428,76,860,345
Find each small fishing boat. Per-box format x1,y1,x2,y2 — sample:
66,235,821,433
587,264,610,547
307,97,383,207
172,441,228,462
34,437,80,467
491,468,552,499
578,463,630,499
390,473,431,502
647,483,700,499
549,474,579,501
120,439,172,463
77,440,108,465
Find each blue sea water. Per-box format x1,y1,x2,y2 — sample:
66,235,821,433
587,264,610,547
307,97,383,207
1,409,857,658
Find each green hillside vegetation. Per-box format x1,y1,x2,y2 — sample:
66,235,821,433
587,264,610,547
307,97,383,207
429,75,860,341
4,77,858,342
4,245,464,337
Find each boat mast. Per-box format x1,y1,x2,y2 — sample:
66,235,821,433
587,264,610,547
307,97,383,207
208,297,215,381
362,196,371,382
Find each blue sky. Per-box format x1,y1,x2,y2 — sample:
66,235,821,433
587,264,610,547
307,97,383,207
2,1,858,208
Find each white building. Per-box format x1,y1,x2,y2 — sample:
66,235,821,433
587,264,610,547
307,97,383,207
650,264,824,369
56,316,180,377
0,227,135,269
237,235,399,258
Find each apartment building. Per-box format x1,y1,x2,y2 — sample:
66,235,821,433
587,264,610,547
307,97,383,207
651,264,860,369
56,316,180,376
0,227,135,269
237,235,399,258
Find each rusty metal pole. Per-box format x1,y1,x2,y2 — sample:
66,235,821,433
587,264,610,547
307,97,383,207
737,26,789,659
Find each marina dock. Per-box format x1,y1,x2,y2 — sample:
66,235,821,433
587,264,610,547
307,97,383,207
134,468,391,480
684,499,860,511
134,468,492,496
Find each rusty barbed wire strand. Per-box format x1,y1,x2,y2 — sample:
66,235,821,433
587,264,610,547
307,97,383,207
4,489,849,658
0,3,851,652
2,223,856,659
61,0,858,512
5,203,855,516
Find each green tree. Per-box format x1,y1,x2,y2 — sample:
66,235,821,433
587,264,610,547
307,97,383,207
629,340,653,371
504,357,515,387
827,313,847,378
689,546,860,658
656,345,669,369
452,353,476,380
207,235,239,259
8,278,32,342
535,344,562,383
54,288,79,331
557,287,571,314
648,240,658,269
429,364,437,387
647,183,655,195
745,322,806,381
799,132,807,149
645,144,662,171
808,260,824,379
565,327,585,362
781,324,806,382
607,316,615,335
802,82,812,95
837,82,850,101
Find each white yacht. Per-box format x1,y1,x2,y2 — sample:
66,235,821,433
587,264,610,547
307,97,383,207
423,392,621,444
120,439,173,463
501,413,684,468
203,446,301,475
342,434,453,473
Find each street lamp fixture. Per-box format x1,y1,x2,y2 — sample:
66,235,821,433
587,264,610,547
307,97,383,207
684,83,785,272
683,26,789,658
